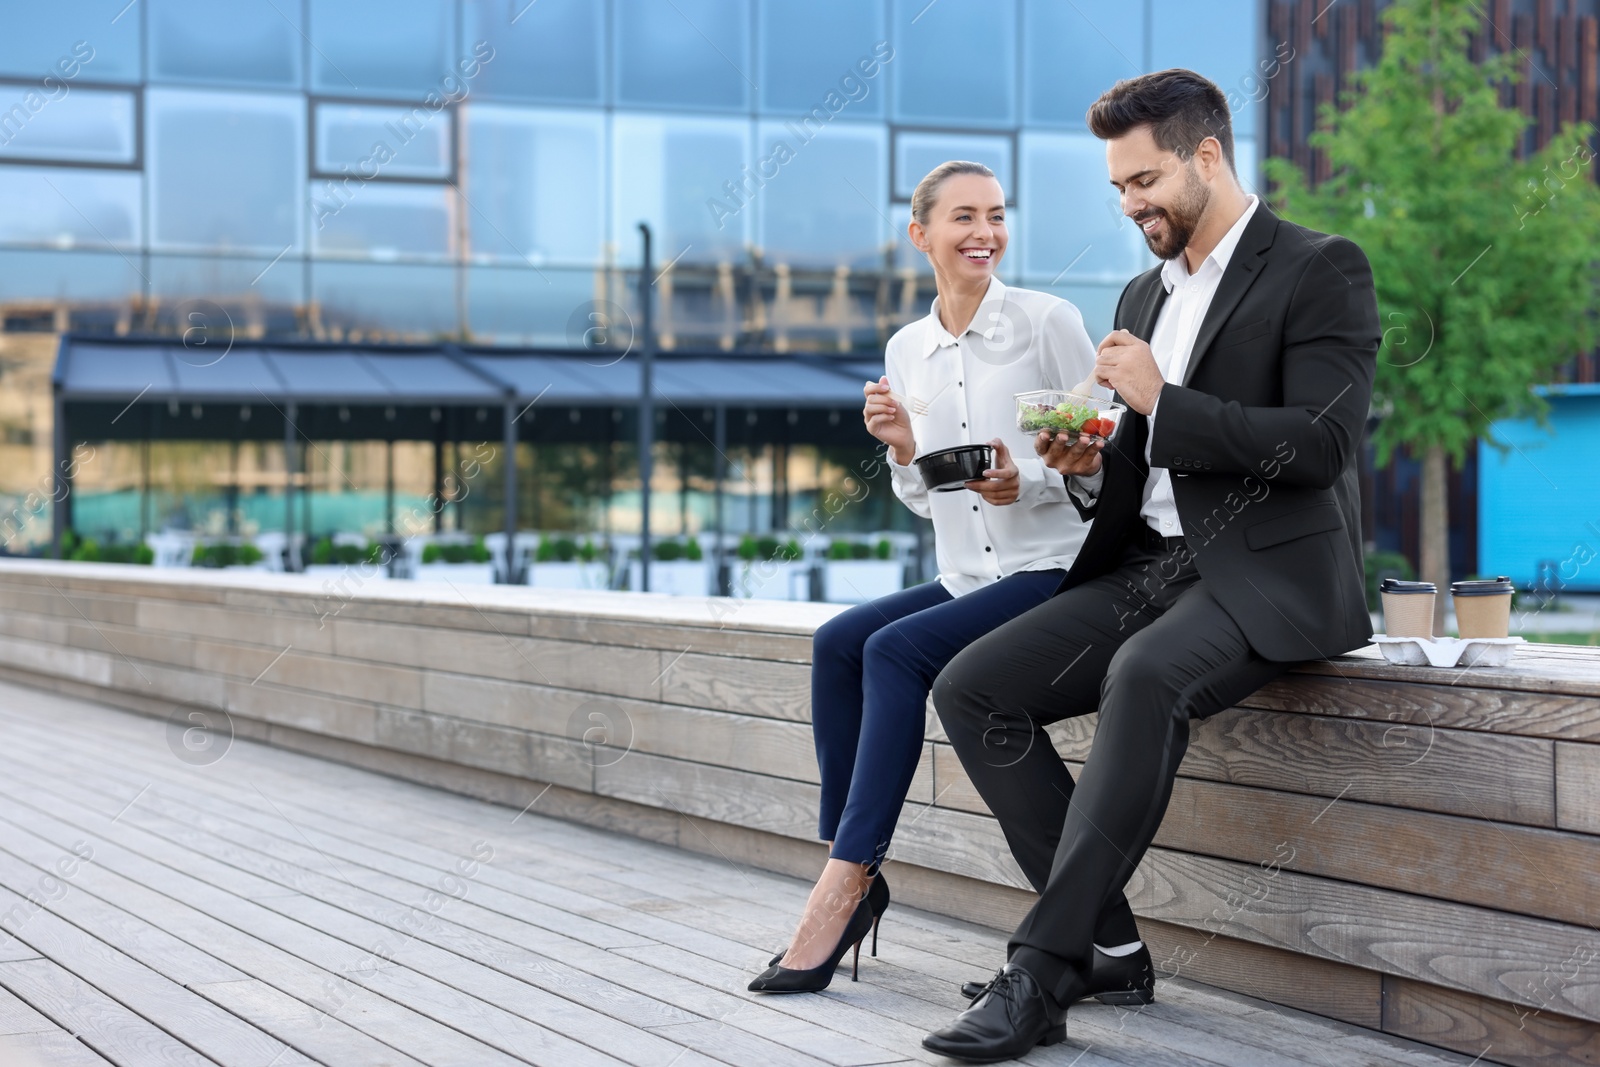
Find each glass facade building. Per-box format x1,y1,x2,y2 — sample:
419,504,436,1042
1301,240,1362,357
0,0,1264,349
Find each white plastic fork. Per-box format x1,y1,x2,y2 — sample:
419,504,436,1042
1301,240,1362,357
886,389,932,417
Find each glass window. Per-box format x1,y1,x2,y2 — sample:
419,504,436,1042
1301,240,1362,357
1024,0,1143,127
0,166,141,249
310,0,458,99
892,131,1012,201
1233,136,1259,194
148,90,304,253
1038,283,1123,342
1150,0,1259,138
1018,131,1151,284
0,88,137,165
312,261,459,336
312,183,455,261
462,0,604,104
150,253,307,310
759,0,887,117
0,249,144,302
0,6,141,83
613,115,749,267
462,105,604,266
315,103,453,180
756,120,885,269
615,0,752,111
891,0,1015,127
466,264,595,345
150,0,303,88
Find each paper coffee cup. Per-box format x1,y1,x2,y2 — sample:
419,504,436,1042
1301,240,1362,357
1380,578,1436,639
1451,577,1514,639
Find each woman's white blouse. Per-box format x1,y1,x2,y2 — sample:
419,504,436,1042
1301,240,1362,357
884,276,1100,597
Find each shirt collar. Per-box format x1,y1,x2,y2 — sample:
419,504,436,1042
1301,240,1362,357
922,274,1008,357
1160,194,1259,294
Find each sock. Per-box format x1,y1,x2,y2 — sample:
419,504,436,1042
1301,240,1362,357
1095,940,1143,957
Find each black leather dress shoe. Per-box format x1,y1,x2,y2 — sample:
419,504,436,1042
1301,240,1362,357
923,963,1066,1063
959,943,1155,1006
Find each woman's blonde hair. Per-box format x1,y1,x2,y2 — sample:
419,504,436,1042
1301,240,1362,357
909,160,997,225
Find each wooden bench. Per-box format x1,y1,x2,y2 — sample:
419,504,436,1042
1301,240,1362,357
0,559,1594,1065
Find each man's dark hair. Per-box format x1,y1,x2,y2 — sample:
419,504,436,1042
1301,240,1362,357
1087,68,1235,173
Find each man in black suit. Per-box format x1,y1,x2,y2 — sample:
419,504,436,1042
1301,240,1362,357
922,69,1380,1062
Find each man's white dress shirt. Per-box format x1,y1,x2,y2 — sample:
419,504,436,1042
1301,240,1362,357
884,275,1101,596
1072,195,1260,537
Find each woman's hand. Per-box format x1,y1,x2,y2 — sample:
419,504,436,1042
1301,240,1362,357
965,438,1020,505
1034,429,1104,478
863,376,915,465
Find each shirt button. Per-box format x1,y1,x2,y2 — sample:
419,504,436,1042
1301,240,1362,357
1163,520,1173,529
958,381,963,387
961,422,966,428
985,546,992,552
972,505,978,512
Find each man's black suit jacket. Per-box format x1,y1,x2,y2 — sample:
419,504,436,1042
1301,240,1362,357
1062,203,1381,664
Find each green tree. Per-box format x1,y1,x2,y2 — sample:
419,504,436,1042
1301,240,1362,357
1265,0,1600,633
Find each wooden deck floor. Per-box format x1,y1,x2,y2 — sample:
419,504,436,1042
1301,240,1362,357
0,680,1490,1067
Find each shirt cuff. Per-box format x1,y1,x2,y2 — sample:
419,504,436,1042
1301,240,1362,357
1068,469,1104,508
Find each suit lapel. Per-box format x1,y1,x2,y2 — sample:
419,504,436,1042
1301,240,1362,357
1181,206,1280,386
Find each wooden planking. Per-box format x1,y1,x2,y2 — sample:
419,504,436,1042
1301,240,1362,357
187,979,432,1067
0,1029,118,1066
0,982,59,1036
1383,976,1600,1067
1556,741,1600,835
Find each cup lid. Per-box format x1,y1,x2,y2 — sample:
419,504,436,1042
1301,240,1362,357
1450,576,1514,596
1380,578,1436,594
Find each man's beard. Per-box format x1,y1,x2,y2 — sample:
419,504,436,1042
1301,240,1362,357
1133,165,1210,260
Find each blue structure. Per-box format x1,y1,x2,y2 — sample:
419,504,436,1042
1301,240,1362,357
0,0,1262,346
1479,386,1600,592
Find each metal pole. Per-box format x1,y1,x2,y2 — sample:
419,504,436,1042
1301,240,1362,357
502,399,517,584
51,385,67,556
713,405,726,596
637,222,655,592
283,401,297,570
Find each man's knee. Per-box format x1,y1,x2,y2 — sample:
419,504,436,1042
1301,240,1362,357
931,644,988,734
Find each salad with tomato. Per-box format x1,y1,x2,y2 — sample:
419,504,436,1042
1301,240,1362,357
1015,390,1124,440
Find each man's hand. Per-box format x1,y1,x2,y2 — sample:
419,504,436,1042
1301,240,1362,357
1094,329,1164,414
1034,429,1104,478
863,376,915,465
965,438,1020,505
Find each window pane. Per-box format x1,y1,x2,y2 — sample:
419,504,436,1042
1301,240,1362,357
613,115,749,266
615,0,751,111
759,0,886,117
315,103,453,179
313,261,458,337
463,0,603,104
892,131,1012,201
0,248,144,302
150,0,303,87
312,184,455,261
310,0,458,99
0,88,137,164
0,166,141,249
0,6,140,83
149,252,306,312
891,0,1015,127
1036,283,1122,341
463,106,603,266
1150,0,1259,138
149,90,304,253
1024,0,1143,127
756,120,884,269
466,264,594,345
1018,132,1150,283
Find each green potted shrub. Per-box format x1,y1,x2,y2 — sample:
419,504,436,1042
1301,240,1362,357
305,535,390,581
823,535,904,603
736,533,811,601
189,540,267,570
629,536,712,595
529,534,609,590
414,535,496,584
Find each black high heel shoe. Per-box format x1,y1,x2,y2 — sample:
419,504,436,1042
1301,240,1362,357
768,871,890,966
749,898,875,993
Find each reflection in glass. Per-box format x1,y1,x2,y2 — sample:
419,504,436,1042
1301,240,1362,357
615,0,751,111
463,0,604,103
466,264,595,345
462,106,603,266
0,248,144,301
891,0,1014,127
315,103,453,180
1019,131,1150,284
1024,0,1143,128
759,0,886,116
0,5,140,82
893,131,1012,200
150,0,302,87
150,253,307,310
148,89,304,253
1151,0,1259,138
0,166,141,249
755,120,884,269
313,184,455,261
613,115,749,266
312,261,459,336
310,0,457,98
0,88,136,164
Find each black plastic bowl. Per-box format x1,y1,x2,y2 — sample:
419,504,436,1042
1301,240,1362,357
915,444,993,492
